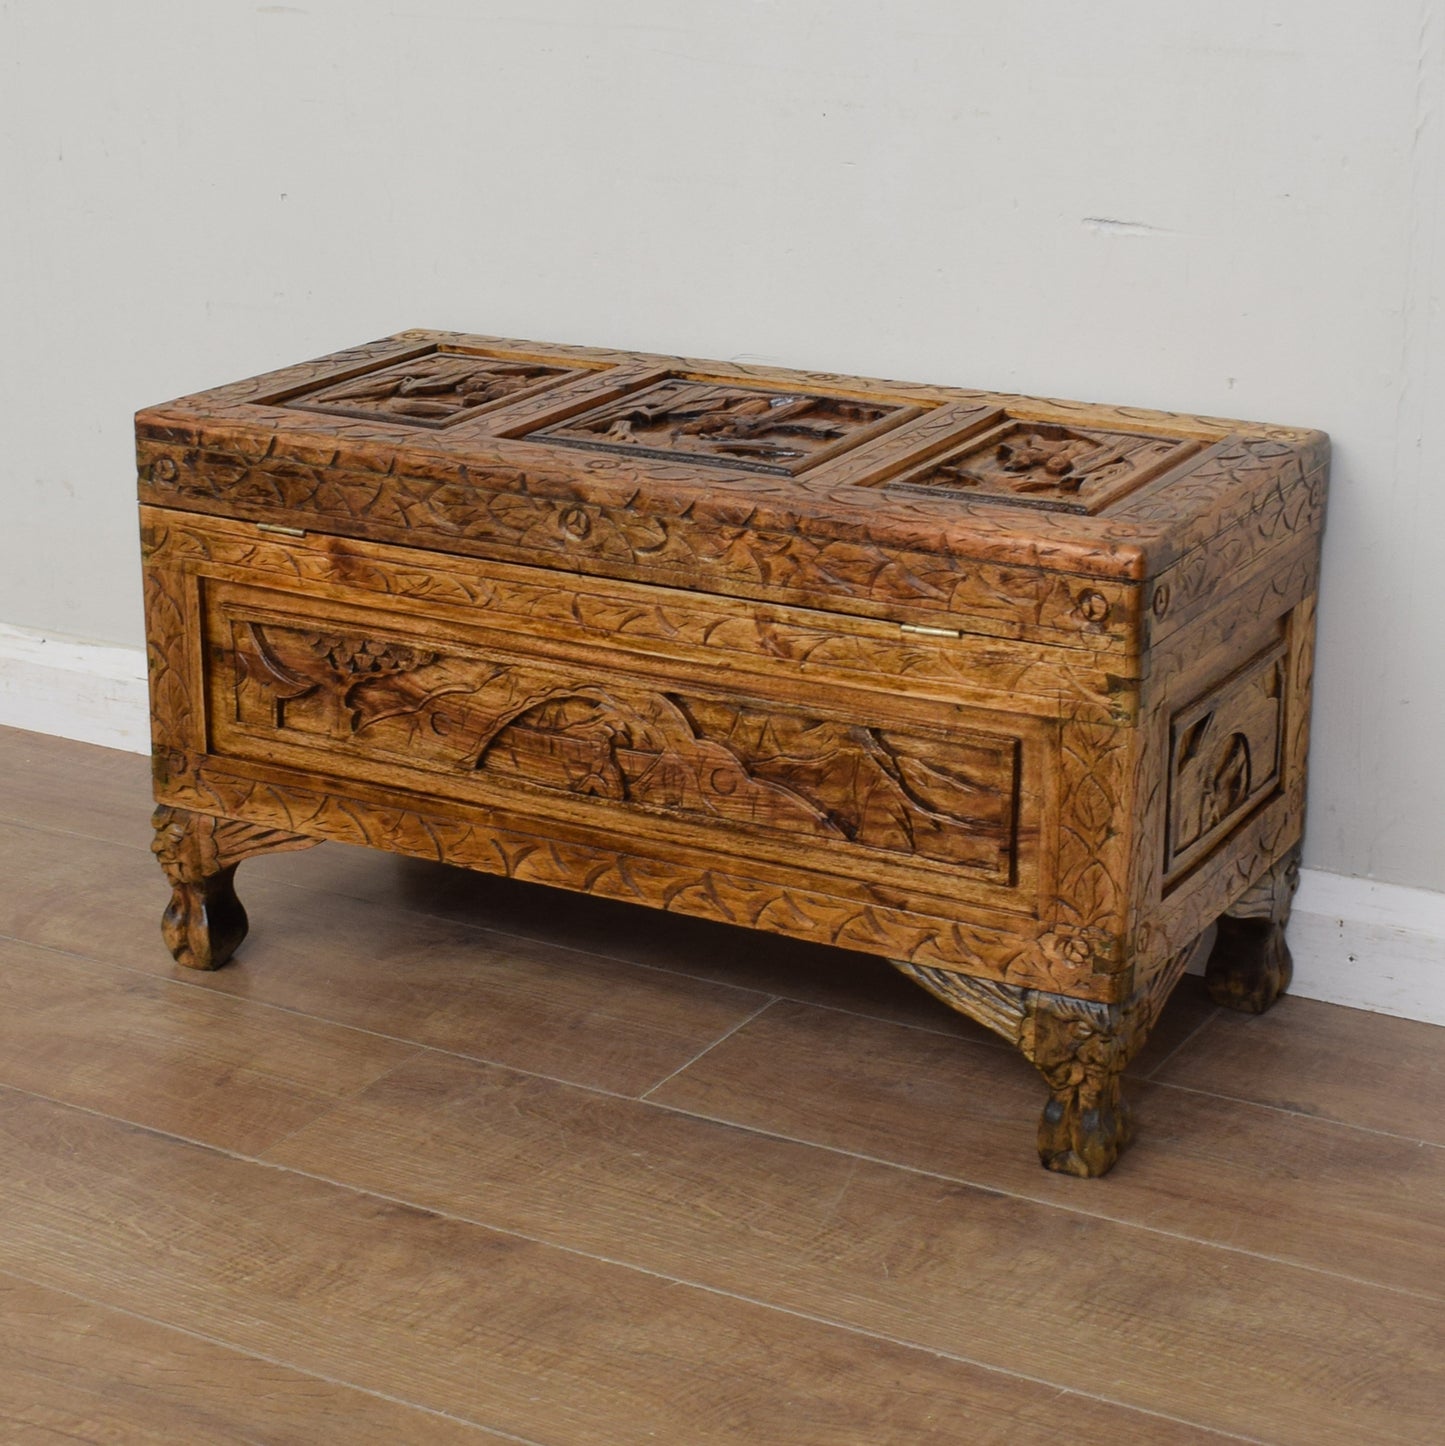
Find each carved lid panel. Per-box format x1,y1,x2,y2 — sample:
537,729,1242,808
877,420,1201,515
273,348,591,428
527,375,920,476
136,330,1329,640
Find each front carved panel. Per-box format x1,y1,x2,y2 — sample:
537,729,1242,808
1165,641,1286,879
223,607,1020,882
883,421,1197,514
277,350,587,428
529,376,919,475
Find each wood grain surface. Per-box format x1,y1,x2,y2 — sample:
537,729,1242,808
0,935,416,1154
0,1272,503,1444
0,1089,1227,1446
1,728,1441,1442
647,999,1445,1298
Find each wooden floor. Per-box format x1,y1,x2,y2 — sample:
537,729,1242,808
1,728,1443,1443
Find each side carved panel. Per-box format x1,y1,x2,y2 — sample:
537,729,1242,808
1165,641,1286,879
226,613,1020,880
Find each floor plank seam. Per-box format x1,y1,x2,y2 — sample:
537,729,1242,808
1136,1004,1225,1079
0,1083,1277,1442
0,931,642,1104
635,1097,1445,1306
3,811,1042,1042
0,813,153,852
1145,1075,1439,1148
254,1052,431,1160
8,924,1439,1153
0,1263,548,1445
638,997,779,1100
754,989,1020,1052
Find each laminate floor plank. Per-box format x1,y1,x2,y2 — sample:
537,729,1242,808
0,819,171,975
0,727,154,849
0,1089,1222,1446
5,726,1444,1440
0,1271,505,1445
0,819,772,1097
647,999,1445,1300
262,1048,1445,1445
1153,992,1445,1143
0,728,1214,1057
0,722,1216,1071
0,727,985,1042
252,841,1004,1041
0,935,418,1155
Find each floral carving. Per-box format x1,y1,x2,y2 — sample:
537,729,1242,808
886,421,1195,514
1054,721,1133,946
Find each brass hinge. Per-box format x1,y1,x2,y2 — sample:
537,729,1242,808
256,522,307,538
899,622,962,639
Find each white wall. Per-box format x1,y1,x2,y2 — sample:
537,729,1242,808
2,0,1443,898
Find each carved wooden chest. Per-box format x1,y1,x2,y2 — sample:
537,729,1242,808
138,331,1327,1176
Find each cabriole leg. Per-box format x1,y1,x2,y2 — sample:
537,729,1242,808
1205,846,1300,1015
150,804,318,970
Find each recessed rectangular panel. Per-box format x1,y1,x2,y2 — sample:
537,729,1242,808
275,349,593,428
881,419,1200,514
527,375,923,475
1165,640,1287,879
207,582,1022,889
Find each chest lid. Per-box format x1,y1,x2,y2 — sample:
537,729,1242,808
136,330,1327,656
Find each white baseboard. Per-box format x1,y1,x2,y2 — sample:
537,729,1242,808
1284,873,1445,1026
0,623,151,753
2,622,1442,1025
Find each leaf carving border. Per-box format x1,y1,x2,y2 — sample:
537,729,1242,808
152,753,1123,1001
139,513,1128,719
138,441,1138,646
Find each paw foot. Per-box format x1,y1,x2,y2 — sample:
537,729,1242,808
1205,917,1293,1014
1038,1093,1133,1178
